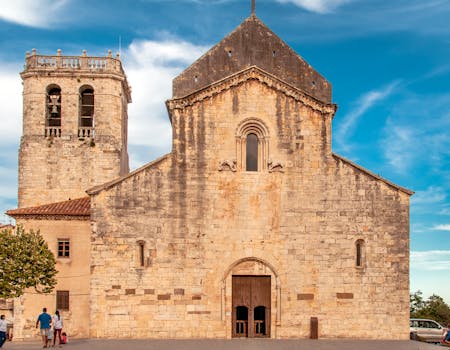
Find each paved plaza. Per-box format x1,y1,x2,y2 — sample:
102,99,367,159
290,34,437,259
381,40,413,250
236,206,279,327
2,339,443,350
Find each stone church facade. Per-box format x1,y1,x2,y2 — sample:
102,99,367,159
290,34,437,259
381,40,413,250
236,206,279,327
7,13,412,340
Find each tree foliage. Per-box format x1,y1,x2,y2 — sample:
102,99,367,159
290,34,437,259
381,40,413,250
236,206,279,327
410,290,450,325
0,225,57,298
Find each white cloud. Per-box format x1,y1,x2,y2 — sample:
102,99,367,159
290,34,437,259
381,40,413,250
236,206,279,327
0,65,21,222
411,250,450,271
412,186,446,205
276,0,353,13
335,81,399,152
433,224,450,232
381,92,450,174
123,38,209,169
381,121,416,174
0,0,69,28
0,65,22,145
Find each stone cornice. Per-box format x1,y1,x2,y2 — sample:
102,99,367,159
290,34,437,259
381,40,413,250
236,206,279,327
20,70,127,82
166,66,337,119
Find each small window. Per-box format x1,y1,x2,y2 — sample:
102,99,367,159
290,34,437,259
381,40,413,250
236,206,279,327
56,291,69,310
246,133,259,171
356,239,365,268
58,239,70,258
235,306,248,337
137,240,146,267
254,306,266,336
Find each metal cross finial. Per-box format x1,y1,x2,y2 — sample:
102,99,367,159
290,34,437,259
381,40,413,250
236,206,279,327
251,0,256,15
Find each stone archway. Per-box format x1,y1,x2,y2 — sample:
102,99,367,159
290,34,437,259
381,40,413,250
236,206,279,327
221,257,281,338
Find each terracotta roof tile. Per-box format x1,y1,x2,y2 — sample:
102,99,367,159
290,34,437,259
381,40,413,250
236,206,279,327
6,197,90,217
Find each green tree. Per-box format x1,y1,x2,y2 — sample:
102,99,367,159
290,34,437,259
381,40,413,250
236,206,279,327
0,225,57,298
410,290,450,325
410,290,425,314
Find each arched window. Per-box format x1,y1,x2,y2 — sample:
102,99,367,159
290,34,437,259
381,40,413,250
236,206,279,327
46,85,61,137
246,133,259,171
79,86,94,137
236,119,269,172
356,239,365,268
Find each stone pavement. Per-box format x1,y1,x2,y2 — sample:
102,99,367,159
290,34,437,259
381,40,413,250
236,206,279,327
2,339,444,350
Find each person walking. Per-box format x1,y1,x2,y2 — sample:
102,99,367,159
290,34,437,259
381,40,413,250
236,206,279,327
0,315,7,348
36,308,52,348
52,311,63,348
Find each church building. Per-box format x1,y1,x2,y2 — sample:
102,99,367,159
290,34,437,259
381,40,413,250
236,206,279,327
7,8,412,340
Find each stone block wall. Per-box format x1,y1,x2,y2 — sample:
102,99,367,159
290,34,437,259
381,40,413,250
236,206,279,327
19,61,130,208
89,78,410,339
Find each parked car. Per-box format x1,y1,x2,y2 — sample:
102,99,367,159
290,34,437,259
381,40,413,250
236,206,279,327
410,318,445,343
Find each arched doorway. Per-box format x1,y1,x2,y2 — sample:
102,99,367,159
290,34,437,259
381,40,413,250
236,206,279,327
232,275,271,338
222,257,280,339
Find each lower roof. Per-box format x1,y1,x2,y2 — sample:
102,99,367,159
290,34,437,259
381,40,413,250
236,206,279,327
6,197,90,219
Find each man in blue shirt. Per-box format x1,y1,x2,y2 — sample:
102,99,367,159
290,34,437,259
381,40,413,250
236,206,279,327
36,308,52,348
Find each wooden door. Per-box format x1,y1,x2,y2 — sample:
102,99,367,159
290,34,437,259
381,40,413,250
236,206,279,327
232,275,271,338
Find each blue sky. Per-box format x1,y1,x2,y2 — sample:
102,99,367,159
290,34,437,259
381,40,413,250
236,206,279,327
1,0,450,304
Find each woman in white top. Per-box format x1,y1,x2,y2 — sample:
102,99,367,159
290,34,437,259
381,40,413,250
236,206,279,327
52,310,63,347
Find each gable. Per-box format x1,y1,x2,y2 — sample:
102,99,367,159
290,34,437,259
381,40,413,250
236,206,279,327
168,66,336,117
173,15,331,103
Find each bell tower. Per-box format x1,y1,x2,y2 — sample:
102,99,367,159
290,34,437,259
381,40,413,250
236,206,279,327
18,49,131,208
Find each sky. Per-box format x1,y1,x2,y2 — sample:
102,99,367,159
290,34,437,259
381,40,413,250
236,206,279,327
0,0,450,305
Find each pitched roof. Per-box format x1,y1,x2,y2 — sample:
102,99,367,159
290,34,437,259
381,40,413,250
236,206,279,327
332,154,414,196
173,15,331,103
87,154,171,195
6,197,90,218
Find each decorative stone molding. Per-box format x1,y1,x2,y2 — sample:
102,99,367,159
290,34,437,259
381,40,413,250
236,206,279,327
166,66,337,117
218,159,237,172
221,257,281,326
236,118,269,171
268,159,284,173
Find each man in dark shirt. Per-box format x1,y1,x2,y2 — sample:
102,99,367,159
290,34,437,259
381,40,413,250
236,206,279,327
36,308,52,348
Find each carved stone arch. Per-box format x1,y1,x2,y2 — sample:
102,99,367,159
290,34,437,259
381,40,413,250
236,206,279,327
235,118,270,171
221,256,281,338
236,118,270,138
46,83,61,94
222,256,279,281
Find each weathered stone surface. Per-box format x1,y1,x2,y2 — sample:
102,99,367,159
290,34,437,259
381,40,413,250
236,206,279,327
11,15,412,342
18,51,130,208
88,76,411,339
